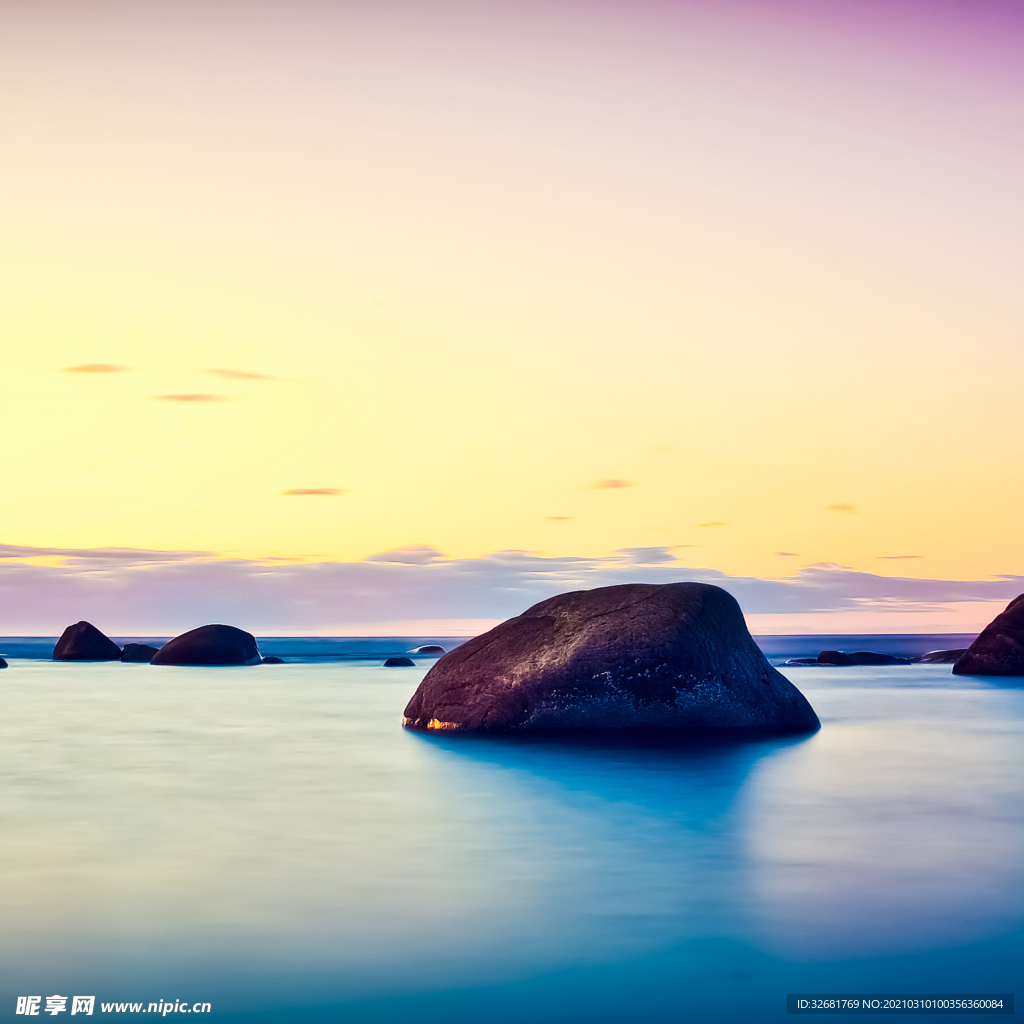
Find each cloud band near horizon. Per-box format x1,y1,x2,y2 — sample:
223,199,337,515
0,544,1018,637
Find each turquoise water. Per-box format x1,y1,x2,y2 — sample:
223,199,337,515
0,658,1021,1021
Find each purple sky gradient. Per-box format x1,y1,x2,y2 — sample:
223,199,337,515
0,545,1019,635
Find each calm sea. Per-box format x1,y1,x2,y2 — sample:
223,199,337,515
0,636,1020,1022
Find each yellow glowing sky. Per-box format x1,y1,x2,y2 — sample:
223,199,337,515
2,0,1023,581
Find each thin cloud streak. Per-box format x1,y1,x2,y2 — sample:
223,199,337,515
280,488,345,496
154,394,226,402
206,369,277,380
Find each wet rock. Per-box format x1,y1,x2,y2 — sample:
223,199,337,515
848,651,911,665
917,649,968,664
384,657,416,667
150,624,262,666
262,656,286,664
783,658,818,667
816,650,854,666
953,596,1024,676
53,621,122,661
120,643,160,663
403,582,820,734
413,645,446,655
0,656,7,669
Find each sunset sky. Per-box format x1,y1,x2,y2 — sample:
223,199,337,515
2,0,1023,631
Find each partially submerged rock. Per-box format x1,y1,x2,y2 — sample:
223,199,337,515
150,624,262,666
120,643,161,663
815,650,909,666
403,582,819,734
918,649,967,664
262,656,286,664
53,621,122,661
384,656,415,667
0,656,7,669
953,596,1024,676
414,645,446,655
847,651,910,665
816,650,853,666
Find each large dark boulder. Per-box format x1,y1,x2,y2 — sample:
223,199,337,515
150,624,262,666
384,656,415,667
402,583,819,734
0,657,7,669
953,597,1024,676
120,643,161,663
53,621,121,661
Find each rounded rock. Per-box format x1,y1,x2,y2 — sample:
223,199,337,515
403,582,819,734
150,625,262,666
918,649,968,664
120,643,161,663
954,596,1024,676
53,621,122,661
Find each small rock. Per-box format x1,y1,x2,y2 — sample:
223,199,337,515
53,621,122,661
917,649,967,664
262,656,286,664
0,656,7,669
954,596,1024,676
848,651,911,665
120,643,160,663
150,625,262,666
816,650,854,666
414,645,446,655
782,658,818,667
384,657,416,667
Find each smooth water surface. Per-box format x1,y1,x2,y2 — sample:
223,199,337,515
0,659,1021,1022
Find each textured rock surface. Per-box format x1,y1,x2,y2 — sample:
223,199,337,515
953,596,1024,676
403,582,819,733
384,656,415,667
150,624,262,666
53,621,122,661
120,643,160,663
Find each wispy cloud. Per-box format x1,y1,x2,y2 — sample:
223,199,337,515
62,364,126,373
205,368,276,380
281,488,345,496
364,545,444,564
155,394,226,402
591,479,632,489
827,503,857,513
879,554,923,559
776,551,799,557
